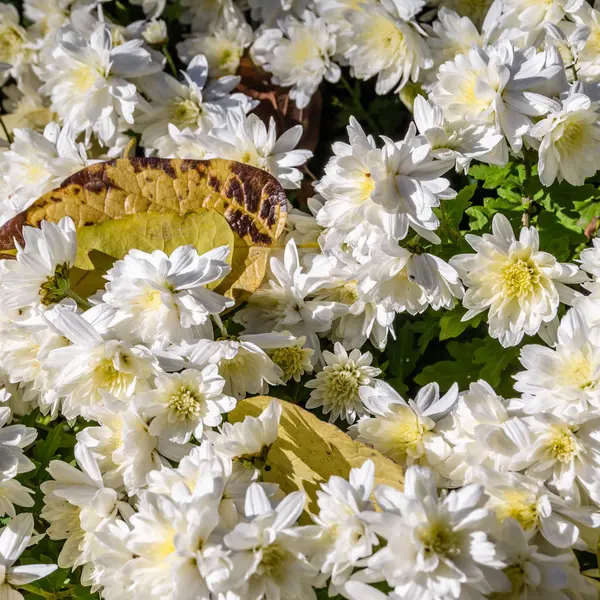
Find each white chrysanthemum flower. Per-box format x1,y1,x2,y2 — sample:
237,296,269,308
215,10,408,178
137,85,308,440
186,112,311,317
315,117,383,232
350,381,457,470
475,468,600,548
309,460,378,591
497,0,584,33
437,380,531,485
424,8,484,77
174,337,282,400
200,113,312,189
0,84,55,140
0,4,32,84
41,444,121,571
310,256,396,351
206,399,281,467
77,396,190,496
142,19,168,45
125,488,226,599
130,0,166,18
139,367,236,444
0,314,68,397
86,518,134,600
177,14,253,77
569,3,600,82
305,342,381,424
348,466,506,599
430,41,559,152
251,10,340,109
136,54,253,155
23,0,72,38
531,91,600,186
0,217,77,312
180,0,236,32
0,406,36,482
342,0,432,94
359,241,464,314
234,239,346,347
369,124,456,242
245,331,315,383
0,477,34,517
413,95,506,172
0,513,57,599
39,24,163,145
491,518,592,599
102,245,233,348
450,213,586,347
224,484,319,599
0,124,97,222
523,413,600,506
43,306,158,420
514,309,600,420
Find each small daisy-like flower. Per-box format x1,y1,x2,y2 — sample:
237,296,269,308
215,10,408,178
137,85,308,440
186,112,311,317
450,213,586,347
139,367,236,444
0,217,77,312
305,343,381,424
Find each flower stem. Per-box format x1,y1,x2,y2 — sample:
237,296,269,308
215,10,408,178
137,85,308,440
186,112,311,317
19,585,73,599
339,75,379,133
66,289,91,310
162,44,178,77
0,115,12,145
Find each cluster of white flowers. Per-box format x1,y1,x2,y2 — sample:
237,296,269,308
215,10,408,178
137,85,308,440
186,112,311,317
3,0,600,598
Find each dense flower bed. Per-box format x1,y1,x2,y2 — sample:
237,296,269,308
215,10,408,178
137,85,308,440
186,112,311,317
1,0,600,598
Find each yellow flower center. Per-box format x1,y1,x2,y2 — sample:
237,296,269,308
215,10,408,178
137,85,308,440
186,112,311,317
546,426,579,462
556,119,586,153
70,63,99,94
561,354,596,390
496,491,538,530
499,259,540,299
416,521,461,558
168,385,204,419
0,25,25,63
289,32,317,64
257,544,287,579
93,359,122,388
171,98,202,128
140,289,163,310
323,366,361,405
490,563,527,598
271,346,308,382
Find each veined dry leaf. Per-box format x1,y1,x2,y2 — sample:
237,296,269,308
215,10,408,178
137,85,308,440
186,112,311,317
0,157,287,300
229,396,404,518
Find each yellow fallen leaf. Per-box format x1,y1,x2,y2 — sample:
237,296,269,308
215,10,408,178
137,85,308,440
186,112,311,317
74,211,234,269
0,158,288,300
70,211,234,297
228,396,404,517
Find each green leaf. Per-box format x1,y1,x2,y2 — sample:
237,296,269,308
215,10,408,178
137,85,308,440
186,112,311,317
468,164,516,189
439,308,483,341
386,324,417,379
